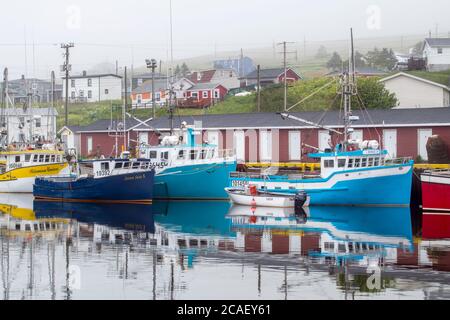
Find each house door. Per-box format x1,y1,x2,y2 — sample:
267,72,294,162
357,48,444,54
234,130,245,162
139,132,149,145
383,129,397,159
260,130,273,161
207,131,220,149
319,130,332,152
418,129,433,161
350,130,363,142
289,131,301,161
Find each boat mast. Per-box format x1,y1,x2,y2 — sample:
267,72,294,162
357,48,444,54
342,28,357,152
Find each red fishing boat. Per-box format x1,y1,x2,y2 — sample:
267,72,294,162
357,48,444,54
421,170,450,212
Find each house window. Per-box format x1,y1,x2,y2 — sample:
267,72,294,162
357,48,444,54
88,78,92,87
105,89,109,95
71,80,75,88
214,90,220,99
19,117,25,127
79,90,84,97
156,92,161,102
191,92,198,98
88,90,92,99
438,48,443,54
202,91,208,99
71,91,76,99
35,117,41,128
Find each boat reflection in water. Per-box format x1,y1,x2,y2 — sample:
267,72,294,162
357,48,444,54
1,195,450,300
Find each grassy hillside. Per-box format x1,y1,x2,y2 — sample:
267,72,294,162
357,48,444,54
55,76,397,129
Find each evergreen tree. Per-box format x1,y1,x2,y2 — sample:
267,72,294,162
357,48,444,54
181,63,190,77
326,52,343,71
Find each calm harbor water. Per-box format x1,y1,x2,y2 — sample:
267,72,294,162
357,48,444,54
0,194,449,300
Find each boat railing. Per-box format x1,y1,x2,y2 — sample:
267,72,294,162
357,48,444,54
384,157,413,166
217,149,235,159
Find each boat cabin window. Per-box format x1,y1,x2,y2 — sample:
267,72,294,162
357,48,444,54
101,162,110,171
374,158,380,167
141,162,149,169
201,150,207,160
149,151,157,159
361,158,367,167
324,160,335,168
51,155,55,162
354,158,361,168
33,155,38,162
15,156,21,163
123,162,131,169
39,155,45,163
338,159,346,168
348,158,354,168
209,149,215,159
45,155,50,162
132,162,140,169
115,162,123,169
178,150,186,160
368,158,374,167
25,154,31,162
161,152,169,161
190,150,198,160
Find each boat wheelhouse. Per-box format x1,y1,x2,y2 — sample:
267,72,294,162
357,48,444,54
421,170,450,213
0,149,70,193
139,126,237,200
33,158,155,204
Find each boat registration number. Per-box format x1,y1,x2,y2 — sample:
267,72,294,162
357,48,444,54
96,170,111,177
231,180,249,188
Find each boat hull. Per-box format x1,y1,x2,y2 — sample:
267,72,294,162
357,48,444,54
33,171,154,204
0,163,70,193
226,189,296,208
154,161,237,200
421,172,450,212
230,164,414,206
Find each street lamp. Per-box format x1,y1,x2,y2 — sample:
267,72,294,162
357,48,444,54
145,59,158,119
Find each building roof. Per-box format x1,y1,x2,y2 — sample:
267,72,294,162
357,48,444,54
188,83,225,91
244,68,301,80
425,38,450,48
133,108,450,131
380,72,450,90
70,116,153,133
63,73,122,79
133,79,168,94
4,107,58,116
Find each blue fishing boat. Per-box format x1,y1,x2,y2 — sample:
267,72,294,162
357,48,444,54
229,30,413,207
139,124,237,200
33,158,155,204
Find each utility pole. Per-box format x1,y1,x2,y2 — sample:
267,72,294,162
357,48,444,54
146,59,158,119
278,41,295,112
61,43,74,127
256,65,261,112
51,71,56,142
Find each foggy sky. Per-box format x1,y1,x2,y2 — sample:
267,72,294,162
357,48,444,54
1,0,450,79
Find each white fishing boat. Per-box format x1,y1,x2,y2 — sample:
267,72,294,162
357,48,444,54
225,186,309,208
